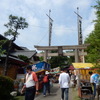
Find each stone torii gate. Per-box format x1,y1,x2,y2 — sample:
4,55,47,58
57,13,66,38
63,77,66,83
34,44,89,63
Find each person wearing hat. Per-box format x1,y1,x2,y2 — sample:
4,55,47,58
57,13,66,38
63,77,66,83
42,71,50,96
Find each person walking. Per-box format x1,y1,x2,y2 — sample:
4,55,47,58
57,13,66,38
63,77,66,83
21,66,39,100
59,68,70,100
43,71,50,96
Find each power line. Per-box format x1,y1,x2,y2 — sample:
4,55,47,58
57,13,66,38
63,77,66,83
29,24,77,31
29,24,93,32
36,31,48,45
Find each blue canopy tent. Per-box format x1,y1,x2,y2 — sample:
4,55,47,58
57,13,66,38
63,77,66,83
31,61,50,73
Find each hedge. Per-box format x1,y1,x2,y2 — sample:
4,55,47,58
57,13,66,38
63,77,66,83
0,75,14,100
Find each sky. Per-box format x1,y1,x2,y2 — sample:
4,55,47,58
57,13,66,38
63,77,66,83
0,0,97,51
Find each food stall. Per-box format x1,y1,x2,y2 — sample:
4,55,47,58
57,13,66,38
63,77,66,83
72,63,95,98
50,67,60,83
72,63,95,80
31,61,51,90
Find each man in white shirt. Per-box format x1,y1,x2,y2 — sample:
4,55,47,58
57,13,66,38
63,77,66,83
59,68,70,100
21,66,39,100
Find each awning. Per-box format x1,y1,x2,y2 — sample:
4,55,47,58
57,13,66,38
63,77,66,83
50,71,60,74
72,63,94,69
31,61,50,73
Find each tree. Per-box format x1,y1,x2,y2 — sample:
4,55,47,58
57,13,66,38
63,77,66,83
4,15,28,41
4,15,28,75
0,40,6,56
84,0,100,66
39,56,43,61
18,55,29,63
49,56,73,69
39,50,74,68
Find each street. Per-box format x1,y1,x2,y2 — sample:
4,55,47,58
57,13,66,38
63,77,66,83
35,83,80,100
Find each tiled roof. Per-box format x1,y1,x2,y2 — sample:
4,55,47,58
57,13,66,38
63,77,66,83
0,34,23,50
11,50,37,58
0,54,28,65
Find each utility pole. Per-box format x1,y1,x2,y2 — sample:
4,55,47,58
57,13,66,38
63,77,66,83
74,8,84,63
46,10,53,46
74,7,83,45
46,10,53,63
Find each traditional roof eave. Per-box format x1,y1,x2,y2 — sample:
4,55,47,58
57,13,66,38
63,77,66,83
0,55,28,65
11,50,37,58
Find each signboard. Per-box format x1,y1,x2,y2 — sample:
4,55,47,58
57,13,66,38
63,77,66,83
31,61,50,72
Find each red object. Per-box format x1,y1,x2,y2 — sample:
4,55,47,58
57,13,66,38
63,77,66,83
43,75,49,83
68,65,75,70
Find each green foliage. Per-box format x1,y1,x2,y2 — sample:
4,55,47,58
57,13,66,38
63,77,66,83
39,52,44,61
18,55,29,63
3,15,28,75
49,56,72,68
0,75,14,100
0,40,6,56
4,14,28,41
0,46,5,56
84,0,100,66
14,96,24,100
39,56,43,61
39,50,74,68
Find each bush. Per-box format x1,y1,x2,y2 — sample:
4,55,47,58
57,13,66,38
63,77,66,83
0,75,14,100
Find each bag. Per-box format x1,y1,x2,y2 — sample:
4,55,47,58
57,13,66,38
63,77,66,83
43,75,48,83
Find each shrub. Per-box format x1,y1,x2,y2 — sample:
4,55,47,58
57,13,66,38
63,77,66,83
0,75,14,100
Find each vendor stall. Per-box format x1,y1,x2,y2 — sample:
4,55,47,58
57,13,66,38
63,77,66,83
72,63,99,98
72,63,95,80
50,67,60,83
31,61,51,90
31,61,50,73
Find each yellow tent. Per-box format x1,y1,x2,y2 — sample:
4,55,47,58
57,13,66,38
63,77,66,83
72,63,94,69
72,63,95,80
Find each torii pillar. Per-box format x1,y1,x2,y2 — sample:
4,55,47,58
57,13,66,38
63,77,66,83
75,49,79,62
44,50,48,62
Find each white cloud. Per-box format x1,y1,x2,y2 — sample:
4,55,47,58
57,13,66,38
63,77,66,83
83,24,94,40
54,25,73,36
69,0,92,10
51,0,68,6
24,0,68,12
83,8,96,41
0,0,97,49
0,0,11,10
28,16,40,26
24,0,50,8
25,0,67,7
88,9,96,22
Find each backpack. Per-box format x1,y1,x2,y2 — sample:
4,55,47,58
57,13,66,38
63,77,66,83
43,75,49,83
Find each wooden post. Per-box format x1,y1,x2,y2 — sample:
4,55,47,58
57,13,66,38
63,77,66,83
44,50,48,62
75,49,79,62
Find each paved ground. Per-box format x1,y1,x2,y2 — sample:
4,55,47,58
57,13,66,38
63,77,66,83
15,83,80,100
35,83,80,100
15,83,100,100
